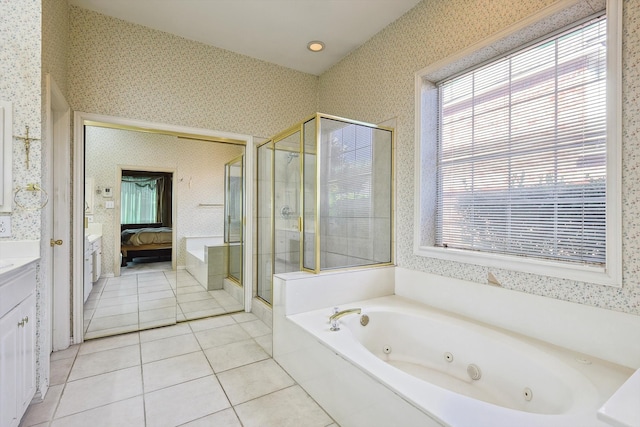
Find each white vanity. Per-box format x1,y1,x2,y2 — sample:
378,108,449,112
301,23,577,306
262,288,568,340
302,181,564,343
0,242,39,427
84,225,102,302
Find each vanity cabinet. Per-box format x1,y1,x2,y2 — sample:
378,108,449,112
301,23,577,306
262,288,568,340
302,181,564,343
84,235,102,302
91,237,102,282
0,263,36,427
83,237,92,302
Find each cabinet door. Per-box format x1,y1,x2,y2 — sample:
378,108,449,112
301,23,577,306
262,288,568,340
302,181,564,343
0,306,19,427
18,293,36,413
84,251,93,302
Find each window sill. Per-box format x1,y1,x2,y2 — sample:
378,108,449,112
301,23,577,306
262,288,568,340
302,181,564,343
414,245,621,288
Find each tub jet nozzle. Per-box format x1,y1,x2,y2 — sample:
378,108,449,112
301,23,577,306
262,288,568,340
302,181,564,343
467,364,482,381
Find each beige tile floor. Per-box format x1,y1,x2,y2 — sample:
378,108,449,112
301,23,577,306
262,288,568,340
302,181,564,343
84,264,244,340
22,313,338,427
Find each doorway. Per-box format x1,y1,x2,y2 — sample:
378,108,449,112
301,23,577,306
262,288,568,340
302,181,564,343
45,75,72,356
73,113,254,343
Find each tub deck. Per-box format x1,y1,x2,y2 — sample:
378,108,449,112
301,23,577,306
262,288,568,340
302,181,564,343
285,295,633,427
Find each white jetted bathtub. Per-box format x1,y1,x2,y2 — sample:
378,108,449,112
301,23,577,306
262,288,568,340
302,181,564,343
282,296,634,427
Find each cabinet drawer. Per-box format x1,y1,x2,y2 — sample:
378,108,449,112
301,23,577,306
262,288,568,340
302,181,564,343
0,265,36,319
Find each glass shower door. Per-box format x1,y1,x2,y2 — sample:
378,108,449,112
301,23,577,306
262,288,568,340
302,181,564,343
273,131,301,275
256,142,273,303
256,129,301,305
225,155,243,284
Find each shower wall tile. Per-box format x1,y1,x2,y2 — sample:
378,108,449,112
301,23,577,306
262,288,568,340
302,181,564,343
319,0,640,315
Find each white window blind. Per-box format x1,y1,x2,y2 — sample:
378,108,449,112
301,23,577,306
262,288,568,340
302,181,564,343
326,122,373,219
436,16,607,265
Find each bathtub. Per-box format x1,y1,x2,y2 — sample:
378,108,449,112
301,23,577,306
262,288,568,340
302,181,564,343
282,295,633,427
185,236,226,289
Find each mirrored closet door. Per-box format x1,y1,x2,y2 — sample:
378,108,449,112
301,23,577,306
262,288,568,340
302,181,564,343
82,123,246,340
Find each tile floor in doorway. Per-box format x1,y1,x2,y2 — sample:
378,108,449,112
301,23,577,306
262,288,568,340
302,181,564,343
84,265,244,339
21,313,337,427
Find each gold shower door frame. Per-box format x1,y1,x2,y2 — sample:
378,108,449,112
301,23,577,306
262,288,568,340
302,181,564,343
255,113,395,305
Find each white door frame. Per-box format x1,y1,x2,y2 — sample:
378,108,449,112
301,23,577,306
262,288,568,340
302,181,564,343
46,75,71,354
72,112,254,343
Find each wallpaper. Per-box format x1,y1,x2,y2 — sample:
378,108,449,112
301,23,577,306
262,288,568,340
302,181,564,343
85,126,244,276
68,6,318,140
42,0,70,97
1,0,49,404
0,0,42,241
319,0,639,315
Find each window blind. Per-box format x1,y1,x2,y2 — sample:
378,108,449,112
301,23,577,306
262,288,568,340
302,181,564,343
436,16,607,265
326,122,373,219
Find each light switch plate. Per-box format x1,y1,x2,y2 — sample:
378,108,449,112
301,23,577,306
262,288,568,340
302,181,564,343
105,201,115,209
0,216,11,237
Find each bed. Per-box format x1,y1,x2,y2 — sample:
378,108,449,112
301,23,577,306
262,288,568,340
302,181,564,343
120,224,172,266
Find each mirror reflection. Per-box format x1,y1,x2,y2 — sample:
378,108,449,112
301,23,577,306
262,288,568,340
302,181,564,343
83,124,245,340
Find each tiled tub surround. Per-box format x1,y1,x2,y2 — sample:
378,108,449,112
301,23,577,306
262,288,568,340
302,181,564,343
185,236,227,290
273,267,640,427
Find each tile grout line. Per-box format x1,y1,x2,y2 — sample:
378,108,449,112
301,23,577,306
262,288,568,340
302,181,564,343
34,315,296,427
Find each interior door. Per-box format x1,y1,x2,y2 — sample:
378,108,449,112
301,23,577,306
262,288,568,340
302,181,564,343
47,75,72,353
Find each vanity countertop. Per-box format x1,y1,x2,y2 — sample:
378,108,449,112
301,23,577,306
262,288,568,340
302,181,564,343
0,257,39,279
0,240,40,280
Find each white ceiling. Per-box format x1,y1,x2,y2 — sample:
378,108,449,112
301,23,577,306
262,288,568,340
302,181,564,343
68,0,423,75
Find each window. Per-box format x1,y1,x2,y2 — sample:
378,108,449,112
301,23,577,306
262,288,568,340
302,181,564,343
415,0,621,286
121,171,172,225
438,17,606,265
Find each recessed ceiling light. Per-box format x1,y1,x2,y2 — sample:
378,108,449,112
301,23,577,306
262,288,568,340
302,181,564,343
307,41,325,52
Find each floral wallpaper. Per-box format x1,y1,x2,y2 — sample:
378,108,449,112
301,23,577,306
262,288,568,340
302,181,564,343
68,6,318,140
319,0,639,315
1,0,51,405
0,0,42,241
85,126,243,275
2,0,637,411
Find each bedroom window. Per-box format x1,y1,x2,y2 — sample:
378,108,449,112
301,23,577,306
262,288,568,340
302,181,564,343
121,173,169,224
414,1,621,286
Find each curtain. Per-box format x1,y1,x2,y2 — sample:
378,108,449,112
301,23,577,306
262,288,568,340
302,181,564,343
121,176,162,224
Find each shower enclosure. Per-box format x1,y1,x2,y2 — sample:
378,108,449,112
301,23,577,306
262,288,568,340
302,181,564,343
256,114,394,304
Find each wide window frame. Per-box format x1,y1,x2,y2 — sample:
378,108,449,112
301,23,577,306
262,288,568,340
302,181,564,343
414,0,621,287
